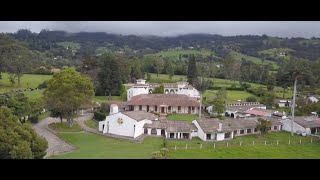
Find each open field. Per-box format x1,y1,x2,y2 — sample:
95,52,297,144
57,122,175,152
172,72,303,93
203,90,257,103
51,131,320,159
57,42,81,50
0,73,52,93
145,49,215,59
229,51,279,69
166,114,198,122
24,89,45,100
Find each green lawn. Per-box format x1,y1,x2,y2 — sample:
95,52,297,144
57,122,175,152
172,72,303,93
0,73,52,93
92,96,123,103
203,90,257,103
229,51,279,69
24,89,44,100
166,114,198,122
51,134,163,159
57,42,81,50
84,119,98,129
51,131,320,159
49,122,82,132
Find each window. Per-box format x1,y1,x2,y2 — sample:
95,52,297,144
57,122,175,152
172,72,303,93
206,134,211,140
139,105,142,110
240,130,245,134
178,106,181,112
234,130,237,135
168,106,171,112
274,126,278,130
192,107,195,110
155,106,158,112
247,129,252,134
225,132,231,138
254,128,258,132
170,133,174,138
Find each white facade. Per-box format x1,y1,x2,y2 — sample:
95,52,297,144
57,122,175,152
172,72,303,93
192,120,207,141
308,96,319,103
280,119,310,134
127,79,200,101
216,133,225,141
131,105,199,114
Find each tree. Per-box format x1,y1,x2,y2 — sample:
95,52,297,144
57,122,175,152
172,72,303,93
260,92,276,109
0,37,36,88
193,76,211,119
246,96,257,102
0,107,48,159
164,59,175,79
187,54,197,85
98,53,123,100
212,98,225,117
119,85,127,101
154,84,164,94
44,68,94,127
153,57,164,77
256,118,272,136
216,88,227,101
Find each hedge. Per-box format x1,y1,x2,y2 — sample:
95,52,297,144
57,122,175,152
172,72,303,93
94,111,108,121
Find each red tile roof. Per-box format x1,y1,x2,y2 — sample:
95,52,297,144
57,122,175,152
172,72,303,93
126,94,200,107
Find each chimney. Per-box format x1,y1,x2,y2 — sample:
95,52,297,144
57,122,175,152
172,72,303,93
218,122,222,131
110,104,118,115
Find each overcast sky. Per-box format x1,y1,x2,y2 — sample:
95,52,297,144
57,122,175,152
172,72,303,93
0,21,319,38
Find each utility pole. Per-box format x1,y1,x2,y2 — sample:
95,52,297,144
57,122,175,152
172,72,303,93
291,76,298,136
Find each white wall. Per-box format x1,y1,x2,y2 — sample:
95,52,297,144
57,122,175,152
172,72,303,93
134,119,152,138
102,113,137,138
192,120,206,141
216,133,225,141
191,131,198,137
127,86,149,101
280,119,306,134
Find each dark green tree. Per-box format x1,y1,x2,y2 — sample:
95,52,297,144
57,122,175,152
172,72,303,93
193,76,211,119
187,54,197,85
256,118,272,136
98,53,123,100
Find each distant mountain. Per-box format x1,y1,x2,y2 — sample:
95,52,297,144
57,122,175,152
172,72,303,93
7,29,320,61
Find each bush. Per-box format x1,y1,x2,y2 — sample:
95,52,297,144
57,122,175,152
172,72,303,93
29,116,39,124
38,81,48,89
94,111,108,121
241,83,251,90
100,102,110,113
246,96,257,102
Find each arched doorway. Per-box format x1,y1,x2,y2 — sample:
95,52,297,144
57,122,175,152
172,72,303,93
170,89,175,94
102,124,105,132
144,128,148,134
231,113,234,118
149,89,153,94
165,89,169,94
161,129,165,136
151,129,157,135
225,112,229,117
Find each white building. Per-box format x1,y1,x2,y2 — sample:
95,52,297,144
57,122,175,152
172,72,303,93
308,96,319,103
126,94,201,115
276,99,292,107
127,79,200,101
225,102,267,119
99,104,198,139
193,117,282,141
280,116,320,135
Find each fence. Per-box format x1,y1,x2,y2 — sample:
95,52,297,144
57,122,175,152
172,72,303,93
168,138,320,151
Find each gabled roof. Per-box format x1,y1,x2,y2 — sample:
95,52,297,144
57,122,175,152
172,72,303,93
143,120,194,132
122,111,158,121
285,116,320,128
126,94,200,107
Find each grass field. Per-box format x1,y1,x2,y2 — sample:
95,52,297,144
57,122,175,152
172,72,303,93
0,73,52,93
49,122,82,132
203,90,257,103
92,96,123,103
166,114,198,122
146,49,215,59
84,119,98,129
57,42,81,50
230,51,279,69
52,131,320,159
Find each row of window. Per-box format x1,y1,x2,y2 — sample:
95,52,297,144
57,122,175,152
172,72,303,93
137,105,195,111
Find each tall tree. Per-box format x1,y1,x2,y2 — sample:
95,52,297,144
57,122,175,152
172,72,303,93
164,59,175,79
256,118,272,136
193,76,211,119
153,57,164,78
44,68,94,127
98,53,123,100
0,107,48,159
0,35,36,88
187,54,197,85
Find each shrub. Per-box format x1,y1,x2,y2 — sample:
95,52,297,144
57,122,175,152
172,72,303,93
94,111,108,121
38,81,48,89
246,96,257,102
29,116,39,124
100,102,110,113
241,83,251,90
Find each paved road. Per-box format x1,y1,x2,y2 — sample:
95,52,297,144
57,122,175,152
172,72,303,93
32,112,94,158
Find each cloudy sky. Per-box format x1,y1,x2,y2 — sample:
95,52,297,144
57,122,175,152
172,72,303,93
0,21,319,38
